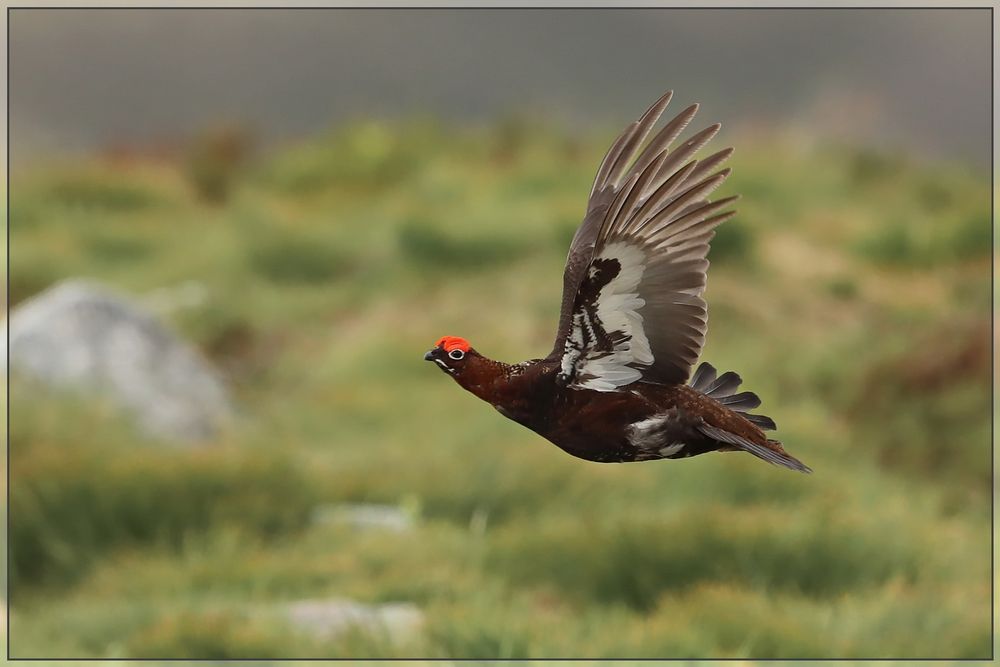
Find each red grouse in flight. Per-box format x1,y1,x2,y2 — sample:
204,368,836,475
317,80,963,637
425,91,810,473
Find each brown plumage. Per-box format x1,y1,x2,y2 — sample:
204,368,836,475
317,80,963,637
424,92,811,473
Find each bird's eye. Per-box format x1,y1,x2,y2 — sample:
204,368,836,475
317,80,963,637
448,349,465,360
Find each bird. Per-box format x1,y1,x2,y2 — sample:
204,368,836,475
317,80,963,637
424,91,811,473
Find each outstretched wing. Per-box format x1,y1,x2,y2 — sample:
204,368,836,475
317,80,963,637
551,92,737,391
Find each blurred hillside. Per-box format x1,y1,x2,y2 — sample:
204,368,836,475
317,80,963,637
10,8,990,171
6,118,991,658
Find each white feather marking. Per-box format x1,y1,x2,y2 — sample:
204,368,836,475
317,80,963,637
574,241,653,391
628,414,686,458
434,359,455,374
659,443,684,457
561,313,586,378
630,416,663,432
629,414,667,446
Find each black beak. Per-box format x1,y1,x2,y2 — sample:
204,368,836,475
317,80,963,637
424,349,436,361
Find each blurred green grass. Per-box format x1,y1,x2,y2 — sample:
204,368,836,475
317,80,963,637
7,117,991,658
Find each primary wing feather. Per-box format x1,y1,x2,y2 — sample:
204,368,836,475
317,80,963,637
551,92,737,390
552,91,676,356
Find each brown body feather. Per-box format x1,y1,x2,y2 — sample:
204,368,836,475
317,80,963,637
443,351,807,469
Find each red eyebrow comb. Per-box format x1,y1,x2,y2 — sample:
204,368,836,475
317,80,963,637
435,336,470,353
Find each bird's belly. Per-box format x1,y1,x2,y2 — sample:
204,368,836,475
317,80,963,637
526,387,702,463
624,408,709,461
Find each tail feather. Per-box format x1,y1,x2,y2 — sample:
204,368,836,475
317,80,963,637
690,361,811,473
704,371,742,397
690,361,774,429
699,424,812,473
743,438,813,474
745,413,777,431
689,362,717,391
716,391,762,411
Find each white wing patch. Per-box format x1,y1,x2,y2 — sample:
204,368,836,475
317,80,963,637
551,94,735,387
569,242,654,392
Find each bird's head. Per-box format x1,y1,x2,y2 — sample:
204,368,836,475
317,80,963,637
424,335,476,378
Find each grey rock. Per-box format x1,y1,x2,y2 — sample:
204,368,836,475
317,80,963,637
312,503,415,533
284,598,424,645
3,279,232,442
